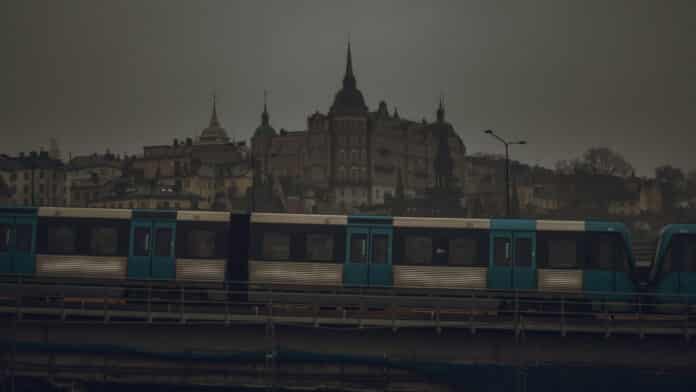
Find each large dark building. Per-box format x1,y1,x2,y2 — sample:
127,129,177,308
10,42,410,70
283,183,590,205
252,43,467,213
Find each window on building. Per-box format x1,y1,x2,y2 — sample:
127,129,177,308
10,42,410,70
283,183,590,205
262,232,290,260
306,233,334,261
404,236,432,265
24,172,29,181
39,170,44,179
90,226,119,256
39,184,44,192
10,173,16,182
23,185,29,194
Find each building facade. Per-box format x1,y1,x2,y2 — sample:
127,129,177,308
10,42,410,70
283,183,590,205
0,151,66,207
252,44,467,213
65,152,124,207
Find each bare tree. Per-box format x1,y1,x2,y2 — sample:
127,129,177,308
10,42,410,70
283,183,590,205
581,147,634,177
555,147,634,177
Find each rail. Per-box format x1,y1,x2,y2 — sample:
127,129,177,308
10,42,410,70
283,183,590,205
0,275,693,340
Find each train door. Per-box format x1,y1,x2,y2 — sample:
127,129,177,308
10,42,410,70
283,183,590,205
0,216,13,273
344,226,369,286
343,216,393,287
12,215,37,275
0,213,36,275
128,215,176,280
368,226,392,286
488,231,536,290
678,235,696,296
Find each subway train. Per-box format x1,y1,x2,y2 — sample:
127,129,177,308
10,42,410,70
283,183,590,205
648,224,696,300
0,206,648,298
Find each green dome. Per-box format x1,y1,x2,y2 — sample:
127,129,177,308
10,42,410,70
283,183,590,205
254,123,276,138
254,101,276,138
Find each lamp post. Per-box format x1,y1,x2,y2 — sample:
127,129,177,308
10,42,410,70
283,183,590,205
484,130,527,217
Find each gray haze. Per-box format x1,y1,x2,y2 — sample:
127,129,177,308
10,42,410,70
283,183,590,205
2,0,695,176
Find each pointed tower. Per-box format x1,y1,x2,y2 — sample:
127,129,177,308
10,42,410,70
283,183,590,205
436,95,445,123
199,94,230,144
329,42,368,115
254,90,277,139
210,94,220,127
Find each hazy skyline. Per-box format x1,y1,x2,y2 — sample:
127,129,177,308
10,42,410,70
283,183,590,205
2,0,695,176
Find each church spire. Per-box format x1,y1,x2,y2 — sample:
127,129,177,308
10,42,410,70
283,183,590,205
261,90,270,126
209,93,220,127
343,41,356,89
436,94,445,123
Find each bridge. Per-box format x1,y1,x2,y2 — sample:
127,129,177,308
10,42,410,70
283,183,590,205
1,277,695,391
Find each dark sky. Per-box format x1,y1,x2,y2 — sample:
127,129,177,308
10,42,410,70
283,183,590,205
2,0,695,176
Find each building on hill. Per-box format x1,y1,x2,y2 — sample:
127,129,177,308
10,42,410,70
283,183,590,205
66,152,123,207
252,43,467,213
0,151,66,207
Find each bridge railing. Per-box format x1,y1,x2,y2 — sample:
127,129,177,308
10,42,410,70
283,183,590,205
0,275,693,338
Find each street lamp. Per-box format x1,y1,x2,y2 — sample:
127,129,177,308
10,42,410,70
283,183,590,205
483,129,527,218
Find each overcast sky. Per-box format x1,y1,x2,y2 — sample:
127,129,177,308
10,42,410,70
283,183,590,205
2,0,694,176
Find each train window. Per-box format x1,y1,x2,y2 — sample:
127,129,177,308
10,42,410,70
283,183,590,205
15,225,33,253
262,232,290,260
615,242,629,272
372,234,389,264
0,224,9,252
404,236,432,265
588,235,615,270
306,233,333,261
547,239,577,268
349,234,368,263
494,238,511,266
187,229,217,258
515,238,533,267
449,237,477,266
47,226,76,254
133,228,150,257
90,227,118,256
662,244,674,274
664,235,696,273
155,228,172,257
686,239,696,272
